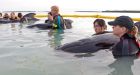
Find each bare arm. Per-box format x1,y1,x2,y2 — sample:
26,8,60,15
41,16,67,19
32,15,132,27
48,13,53,21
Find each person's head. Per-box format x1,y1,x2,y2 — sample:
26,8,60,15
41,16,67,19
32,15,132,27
10,12,16,19
3,13,9,18
134,22,140,33
50,5,59,16
93,19,107,34
108,16,134,37
17,13,23,18
10,12,15,16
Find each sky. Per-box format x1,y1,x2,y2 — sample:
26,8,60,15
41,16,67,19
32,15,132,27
0,0,140,11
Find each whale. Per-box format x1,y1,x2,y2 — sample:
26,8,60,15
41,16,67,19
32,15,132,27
21,13,39,22
56,33,120,53
27,19,73,29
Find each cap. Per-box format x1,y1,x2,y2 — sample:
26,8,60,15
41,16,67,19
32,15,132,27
108,16,134,30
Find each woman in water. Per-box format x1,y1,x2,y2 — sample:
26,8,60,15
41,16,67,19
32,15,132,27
108,16,140,58
93,19,109,35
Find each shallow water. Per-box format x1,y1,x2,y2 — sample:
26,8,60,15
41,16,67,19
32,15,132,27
0,17,140,75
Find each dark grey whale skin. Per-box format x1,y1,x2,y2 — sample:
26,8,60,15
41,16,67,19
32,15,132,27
27,19,73,29
56,33,120,53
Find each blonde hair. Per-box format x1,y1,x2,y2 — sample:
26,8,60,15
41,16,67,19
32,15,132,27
127,26,138,38
51,5,59,13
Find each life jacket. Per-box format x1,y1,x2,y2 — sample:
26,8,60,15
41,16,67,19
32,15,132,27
53,14,65,29
45,12,65,29
112,33,139,58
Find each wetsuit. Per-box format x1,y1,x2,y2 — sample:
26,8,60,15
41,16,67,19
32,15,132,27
112,33,140,58
45,12,65,29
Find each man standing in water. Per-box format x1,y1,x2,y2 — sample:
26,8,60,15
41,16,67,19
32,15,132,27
108,16,140,58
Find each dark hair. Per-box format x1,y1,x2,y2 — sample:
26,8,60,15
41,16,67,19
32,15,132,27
3,13,9,19
18,13,23,18
93,19,106,27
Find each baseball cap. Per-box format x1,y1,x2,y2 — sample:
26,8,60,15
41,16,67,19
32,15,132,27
108,16,134,30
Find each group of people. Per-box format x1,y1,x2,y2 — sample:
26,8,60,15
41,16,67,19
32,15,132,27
93,16,140,58
1,5,140,58
45,5,140,58
0,12,23,21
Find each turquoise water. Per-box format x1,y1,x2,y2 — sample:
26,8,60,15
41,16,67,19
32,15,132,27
0,16,140,75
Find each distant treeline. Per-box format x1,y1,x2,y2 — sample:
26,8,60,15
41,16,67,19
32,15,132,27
1,11,49,13
75,10,140,13
1,10,140,13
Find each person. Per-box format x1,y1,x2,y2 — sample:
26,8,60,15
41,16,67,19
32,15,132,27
0,13,2,18
3,13,9,20
9,12,18,20
45,5,65,29
17,13,23,20
134,21,140,33
108,16,140,58
93,19,109,35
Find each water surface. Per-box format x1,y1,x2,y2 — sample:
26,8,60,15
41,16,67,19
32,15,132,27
0,15,140,75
